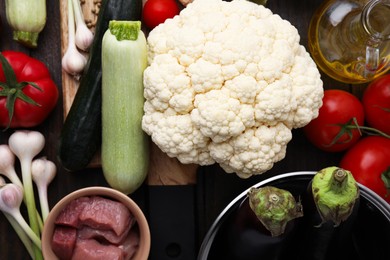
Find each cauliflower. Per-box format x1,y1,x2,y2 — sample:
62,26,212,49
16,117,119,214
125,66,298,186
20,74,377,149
142,0,323,178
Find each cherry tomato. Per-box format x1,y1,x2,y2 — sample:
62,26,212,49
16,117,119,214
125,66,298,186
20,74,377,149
142,0,180,30
303,89,365,152
340,136,390,203
362,74,390,135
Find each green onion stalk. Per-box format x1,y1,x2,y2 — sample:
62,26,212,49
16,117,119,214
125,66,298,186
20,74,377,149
8,131,45,260
0,177,34,259
0,183,41,258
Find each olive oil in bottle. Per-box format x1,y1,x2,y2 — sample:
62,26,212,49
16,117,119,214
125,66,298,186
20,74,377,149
308,0,390,84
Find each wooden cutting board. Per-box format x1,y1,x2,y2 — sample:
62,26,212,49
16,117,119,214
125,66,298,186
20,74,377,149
59,0,198,185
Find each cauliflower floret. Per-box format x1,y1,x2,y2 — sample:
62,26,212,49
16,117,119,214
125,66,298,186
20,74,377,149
191,89,248,143
209,123,292,178
143,54,194,113
142,0,323,178
145,113,214,165
187,58,224,93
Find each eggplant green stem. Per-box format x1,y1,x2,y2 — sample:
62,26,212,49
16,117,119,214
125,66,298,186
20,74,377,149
330,168,348,191
248,186,303,237
312,166,359,226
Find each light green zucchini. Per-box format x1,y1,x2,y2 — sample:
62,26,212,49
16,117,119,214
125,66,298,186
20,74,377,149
101,20,149,194
5,0,46,48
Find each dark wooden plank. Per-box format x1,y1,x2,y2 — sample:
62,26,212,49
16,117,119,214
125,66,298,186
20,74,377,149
0,0,367,259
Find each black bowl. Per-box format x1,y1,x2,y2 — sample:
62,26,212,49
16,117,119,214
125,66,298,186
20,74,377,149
198,171,390,260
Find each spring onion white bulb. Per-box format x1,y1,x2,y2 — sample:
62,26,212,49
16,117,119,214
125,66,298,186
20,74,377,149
31,157,56,221
8,130,45,258
0,145,23,188
72,0,94,51
62,0,87,77
0,183,41,249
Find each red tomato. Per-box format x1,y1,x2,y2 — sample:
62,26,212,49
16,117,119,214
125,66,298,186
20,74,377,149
303,89,365,152
340,136,390,203
362,75,390,135
0,51,59,128
142,0,180,30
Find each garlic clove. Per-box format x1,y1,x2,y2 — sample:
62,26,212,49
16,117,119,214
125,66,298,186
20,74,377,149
75,23,94,51
62,45,87,77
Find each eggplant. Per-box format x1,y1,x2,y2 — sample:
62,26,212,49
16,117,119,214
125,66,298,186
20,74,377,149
224,186,303,260
297,166,360,260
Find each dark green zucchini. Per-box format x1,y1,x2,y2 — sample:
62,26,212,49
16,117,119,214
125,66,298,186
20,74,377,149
58,0,143,171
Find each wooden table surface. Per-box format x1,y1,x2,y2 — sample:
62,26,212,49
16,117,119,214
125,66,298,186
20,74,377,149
0,0,367,259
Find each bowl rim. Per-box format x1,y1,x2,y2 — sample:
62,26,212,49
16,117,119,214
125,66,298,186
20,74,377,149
197,171,390,259
41,186,151,260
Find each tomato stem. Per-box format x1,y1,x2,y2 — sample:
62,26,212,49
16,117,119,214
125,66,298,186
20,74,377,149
372,104,390,113
326,117,390,147
0,52,42,130
381,167,390,198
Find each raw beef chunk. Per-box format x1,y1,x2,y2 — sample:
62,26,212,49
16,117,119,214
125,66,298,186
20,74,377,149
77,221,133,244
51,226,77,260
72,238,124,260
119,230,140,260
52,196,140,260
78,196,132,236
55,197,90,227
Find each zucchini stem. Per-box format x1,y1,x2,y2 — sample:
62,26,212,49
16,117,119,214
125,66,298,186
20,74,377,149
5,0,47,48
12,31,39,48
109,20,141,41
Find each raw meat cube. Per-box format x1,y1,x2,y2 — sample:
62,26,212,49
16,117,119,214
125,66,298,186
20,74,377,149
78,196,132,236
51,226,77,260
71,239,124,260
55,197,90,227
